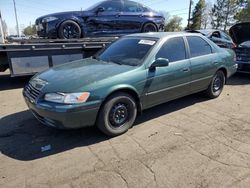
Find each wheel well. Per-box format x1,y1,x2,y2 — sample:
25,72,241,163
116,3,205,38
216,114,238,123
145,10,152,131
102,89,142,114
142,22,158,32
218,67,227,82
57,19,83,37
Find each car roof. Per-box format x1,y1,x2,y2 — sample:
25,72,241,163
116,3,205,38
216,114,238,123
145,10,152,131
126,32,203,39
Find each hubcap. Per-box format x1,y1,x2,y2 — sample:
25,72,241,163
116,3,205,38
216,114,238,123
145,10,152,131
109,103,129,128
63,24,80,39
213,75,222,92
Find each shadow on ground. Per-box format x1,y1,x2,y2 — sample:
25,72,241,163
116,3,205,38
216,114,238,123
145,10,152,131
227,73,250,85
0,93,206,161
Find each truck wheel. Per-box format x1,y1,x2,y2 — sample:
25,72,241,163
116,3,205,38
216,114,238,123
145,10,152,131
58,20,81,39
142,23,158,33
205,70,225,99
97,92,137,136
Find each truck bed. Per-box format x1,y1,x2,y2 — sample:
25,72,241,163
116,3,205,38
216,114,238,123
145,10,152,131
0,37,118,77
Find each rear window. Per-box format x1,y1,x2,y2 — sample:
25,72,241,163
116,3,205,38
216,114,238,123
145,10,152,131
187,36,212,58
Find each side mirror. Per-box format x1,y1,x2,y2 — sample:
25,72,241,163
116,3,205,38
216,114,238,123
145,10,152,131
96,7,105,14
150,58,169,69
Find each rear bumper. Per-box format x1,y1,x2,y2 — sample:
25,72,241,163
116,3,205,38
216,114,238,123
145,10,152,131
23,93,101,129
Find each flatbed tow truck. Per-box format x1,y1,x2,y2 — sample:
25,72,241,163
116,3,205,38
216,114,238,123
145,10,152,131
0,37,118,77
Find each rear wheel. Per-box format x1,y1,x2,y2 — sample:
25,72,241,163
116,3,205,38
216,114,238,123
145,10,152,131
205,70,225,99
97,92,137,136
58,20,81,39
142,23,158,33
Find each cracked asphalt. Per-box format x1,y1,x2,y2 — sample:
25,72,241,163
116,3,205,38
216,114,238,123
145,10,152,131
0,73,250,188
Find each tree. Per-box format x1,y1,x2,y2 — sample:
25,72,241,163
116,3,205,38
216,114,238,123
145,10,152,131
23,25,36,36
190,0,206,30
235,0,250,22
201,1,212,29
211,0,244,31
165,16,183,32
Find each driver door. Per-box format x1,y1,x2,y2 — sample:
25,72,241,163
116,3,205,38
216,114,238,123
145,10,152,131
143,37,191,108
86,1,122,36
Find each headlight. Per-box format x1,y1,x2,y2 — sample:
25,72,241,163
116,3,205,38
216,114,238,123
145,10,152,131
44,92,90,104
42,16,58,23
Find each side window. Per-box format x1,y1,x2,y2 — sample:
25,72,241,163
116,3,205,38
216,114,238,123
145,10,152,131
211,31,221,38
156,37,186,63
187,36,212,58
123,1,143,12
100,1,122,12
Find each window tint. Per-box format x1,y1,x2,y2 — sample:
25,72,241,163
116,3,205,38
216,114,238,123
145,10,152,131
100,1,122,12
156,37,186,62
123,1,143,12
211,31,221,38
187,36,212,58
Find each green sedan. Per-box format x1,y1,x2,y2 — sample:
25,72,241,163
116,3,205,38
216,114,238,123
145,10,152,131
23,32,237,136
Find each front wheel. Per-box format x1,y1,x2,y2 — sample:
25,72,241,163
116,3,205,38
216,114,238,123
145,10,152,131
58,20,81,39
205,70,225,99
97,92,137,136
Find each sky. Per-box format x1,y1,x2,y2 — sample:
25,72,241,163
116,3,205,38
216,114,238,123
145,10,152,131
0,0,200,35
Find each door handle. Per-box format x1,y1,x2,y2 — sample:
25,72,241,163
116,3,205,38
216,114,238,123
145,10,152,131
115,14,121,17
182,68,190,72
139,14,144,17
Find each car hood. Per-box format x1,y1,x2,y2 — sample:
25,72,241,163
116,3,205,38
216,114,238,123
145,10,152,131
229,22,250,45
36,11,91,21
35,58,135,93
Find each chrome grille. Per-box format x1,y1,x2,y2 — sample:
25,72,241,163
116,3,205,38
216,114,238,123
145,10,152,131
25,82,41,102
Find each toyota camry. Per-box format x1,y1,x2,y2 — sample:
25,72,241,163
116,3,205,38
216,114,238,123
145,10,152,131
23,32,237,136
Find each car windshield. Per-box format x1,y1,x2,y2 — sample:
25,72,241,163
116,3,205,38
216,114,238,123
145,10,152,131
96,37,157,66
85,2,103,11
239,41,250,47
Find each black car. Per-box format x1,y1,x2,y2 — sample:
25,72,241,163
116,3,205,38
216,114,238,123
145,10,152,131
35,0,165,39
230,22,250,73
188,29,235,49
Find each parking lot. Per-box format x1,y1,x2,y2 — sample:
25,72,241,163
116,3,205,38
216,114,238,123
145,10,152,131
0,73,250,188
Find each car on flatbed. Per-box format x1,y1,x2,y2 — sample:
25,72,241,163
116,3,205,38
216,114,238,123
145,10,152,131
229,22,250,73
35,0,165,39
23,32,237,136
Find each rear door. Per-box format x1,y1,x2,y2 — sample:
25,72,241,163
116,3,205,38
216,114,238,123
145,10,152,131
186,36,217,93
116,0,145,34
143,37,191,108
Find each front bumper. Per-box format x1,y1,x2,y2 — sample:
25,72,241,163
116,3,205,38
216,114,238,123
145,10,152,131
236,61,250,73
36,21,58,38
23,92,101,129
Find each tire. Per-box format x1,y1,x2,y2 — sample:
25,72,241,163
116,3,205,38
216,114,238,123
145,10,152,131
97,92,137,136
142,23,158,33
58,20,81,39
205,70,225,99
